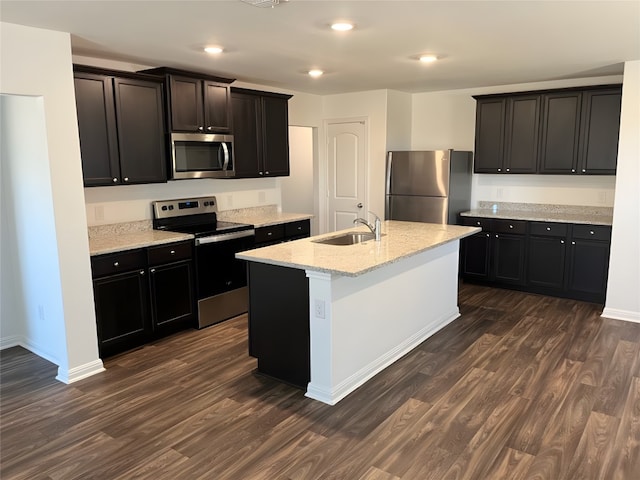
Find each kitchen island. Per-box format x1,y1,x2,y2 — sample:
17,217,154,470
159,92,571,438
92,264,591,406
236,220,480,405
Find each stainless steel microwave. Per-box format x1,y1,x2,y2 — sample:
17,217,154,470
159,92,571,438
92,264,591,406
169,133,235,179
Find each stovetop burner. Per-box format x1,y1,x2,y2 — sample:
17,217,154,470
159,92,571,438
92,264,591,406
151,196,254,237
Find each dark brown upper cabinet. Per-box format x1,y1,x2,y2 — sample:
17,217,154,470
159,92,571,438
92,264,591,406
474,95,540,174
231,87,292,178
73,66,167,187
140,67,234,133
474,85,621,175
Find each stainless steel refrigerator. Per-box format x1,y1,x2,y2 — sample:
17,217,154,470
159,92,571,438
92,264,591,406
385,150,473,224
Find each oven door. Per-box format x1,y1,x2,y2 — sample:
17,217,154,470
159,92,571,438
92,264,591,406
170,133,235,179
195,230,255,300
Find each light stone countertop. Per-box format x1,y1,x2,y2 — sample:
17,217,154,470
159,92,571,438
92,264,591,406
88,221,193,256
460,201,613,226
236,220,480,277
218,205,313,227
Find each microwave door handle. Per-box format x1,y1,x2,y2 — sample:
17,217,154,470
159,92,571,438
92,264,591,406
221,142,230,171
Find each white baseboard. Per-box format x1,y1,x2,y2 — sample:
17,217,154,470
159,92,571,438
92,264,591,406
0,334,105,383
601,307,640,323
306,308,460,405
56,360,105,384
0,335,22,350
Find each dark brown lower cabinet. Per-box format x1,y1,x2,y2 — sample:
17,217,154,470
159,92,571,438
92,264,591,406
247,262,309,388
91,241,195,358
491,233,526,285
460,217,611,304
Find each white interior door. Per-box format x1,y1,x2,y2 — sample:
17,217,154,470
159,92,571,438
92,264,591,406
327,120,367,232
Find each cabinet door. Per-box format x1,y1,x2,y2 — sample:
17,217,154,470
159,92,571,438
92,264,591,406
566,238,610,302
204,81,230,132
539,92,582,173
231,92,262,177
74,73,121,186
492,233,526,285
579,88,622,174
474,98,506,173
504,95,540,173
113,78,167,184
527,236,566,289
461,232,491,280
169,76,203,132
149,260,195,335
93,269,150,357
261,96,290,176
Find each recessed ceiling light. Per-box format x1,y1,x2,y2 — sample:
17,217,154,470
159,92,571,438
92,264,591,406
204,46,223,54
331,22,354,31
308,69,324,77
419,55,438,63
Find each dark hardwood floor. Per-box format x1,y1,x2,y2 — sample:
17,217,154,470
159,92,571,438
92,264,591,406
1,284,639,479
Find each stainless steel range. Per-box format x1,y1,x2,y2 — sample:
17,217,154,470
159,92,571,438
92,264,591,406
152,196,255,328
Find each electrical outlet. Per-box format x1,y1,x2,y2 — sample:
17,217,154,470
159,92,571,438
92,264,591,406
314,299,325,319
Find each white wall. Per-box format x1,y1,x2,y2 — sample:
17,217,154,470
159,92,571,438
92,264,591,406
1,96,62,352
385,90,412,151
281,126,316,232
604,60,640,322
411,75,622,208
0,23,103,381
322,91,389,225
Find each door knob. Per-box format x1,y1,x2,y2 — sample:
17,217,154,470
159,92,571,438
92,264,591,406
357,203,363,209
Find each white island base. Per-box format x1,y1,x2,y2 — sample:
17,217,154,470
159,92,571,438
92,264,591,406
305,240,460,405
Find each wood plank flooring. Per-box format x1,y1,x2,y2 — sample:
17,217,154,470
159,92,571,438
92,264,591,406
1,284,639,479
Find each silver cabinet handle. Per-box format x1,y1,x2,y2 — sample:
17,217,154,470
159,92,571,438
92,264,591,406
582,169,586,173
547,227,551,231
207,126,213,131
113,261,119,267
140,270,145,275
267,232,273,236
495,234,499,238
170,250,175,254
572,241,576,245
150,268,155,273
124,177,129,182
112,177,118,183
476,221,481,226
486,233,490,237
509,224,513,229
197,126,204,132
571,169,576,173
506,168,510,172
259,171,263,175
265,171,270,175
497,168,502,172
561,240,565,244
590,231,595,235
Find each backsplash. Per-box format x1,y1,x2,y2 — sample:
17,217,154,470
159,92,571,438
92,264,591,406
83,178,281,226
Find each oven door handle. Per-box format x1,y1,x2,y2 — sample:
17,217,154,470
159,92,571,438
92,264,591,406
221,142,230,171
195,229,255,245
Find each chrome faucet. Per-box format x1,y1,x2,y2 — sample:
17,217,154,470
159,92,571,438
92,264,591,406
354,211,382,241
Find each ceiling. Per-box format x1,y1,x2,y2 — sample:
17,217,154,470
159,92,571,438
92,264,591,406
1,1,639,95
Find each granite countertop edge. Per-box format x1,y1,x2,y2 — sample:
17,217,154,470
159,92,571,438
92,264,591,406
237,223,480,277
460,209,613,226
89,231,194,256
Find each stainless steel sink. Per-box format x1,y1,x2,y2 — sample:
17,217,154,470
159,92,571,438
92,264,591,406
313,232,380,245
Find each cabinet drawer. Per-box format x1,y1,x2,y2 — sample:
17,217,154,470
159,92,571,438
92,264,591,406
285,220,310,238
529,222,568,237
91,249,146,278
460,217,492,230
493,219,527,235
255,224,285,244
147,241,192,266
572,224,611,241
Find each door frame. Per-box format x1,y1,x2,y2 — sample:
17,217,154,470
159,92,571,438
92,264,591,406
322,117,369,234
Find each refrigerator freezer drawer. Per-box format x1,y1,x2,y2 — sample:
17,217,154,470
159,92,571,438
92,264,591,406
386,195,448,224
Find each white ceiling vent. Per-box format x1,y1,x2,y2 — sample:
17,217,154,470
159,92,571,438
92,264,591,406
240,0,287,7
